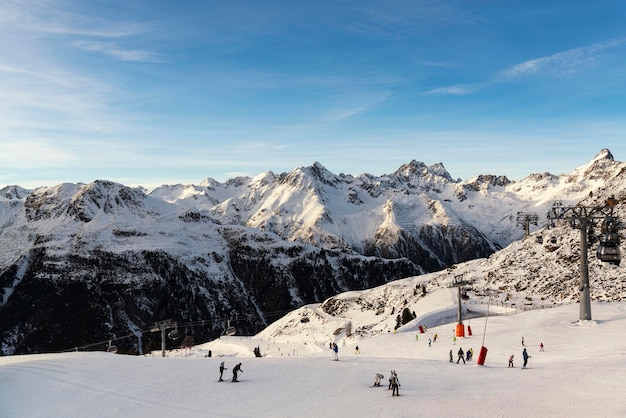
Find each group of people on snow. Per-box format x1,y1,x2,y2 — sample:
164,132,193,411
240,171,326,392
508,342,541,368
372,370,401,396
218,361,243,382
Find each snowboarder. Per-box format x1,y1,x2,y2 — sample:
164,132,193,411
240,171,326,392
373,373,384,387
232,363,243,382
522,348,531,369
390,371,400,396
449,349,453,363
332,343,339,361
508,354,514,368
219,361,227,381
457,347,465,364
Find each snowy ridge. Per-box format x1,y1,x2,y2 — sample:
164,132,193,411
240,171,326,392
1,148,626,355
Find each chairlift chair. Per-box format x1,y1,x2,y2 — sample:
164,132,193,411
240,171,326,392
107,340,118,354
222,319,236,336
596,217,622,266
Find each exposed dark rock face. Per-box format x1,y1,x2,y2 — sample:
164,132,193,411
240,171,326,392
2,150,625,355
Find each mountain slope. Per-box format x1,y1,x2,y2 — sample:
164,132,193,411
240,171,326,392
1,148,625,355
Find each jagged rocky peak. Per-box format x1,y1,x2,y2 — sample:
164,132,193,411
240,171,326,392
280,162,339,189
24,183,82,221
462,174,511,192
250,171,276,188
393,160,454,183
0,185,30,200
577,148,619,179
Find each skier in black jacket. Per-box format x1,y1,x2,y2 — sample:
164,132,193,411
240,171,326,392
232,363,243,382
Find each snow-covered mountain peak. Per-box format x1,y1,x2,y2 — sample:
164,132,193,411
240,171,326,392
0,185,30,200
392,160,454,184
572,147,621,180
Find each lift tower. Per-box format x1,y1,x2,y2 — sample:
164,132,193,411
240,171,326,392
547,197,621,321
517,212,539,238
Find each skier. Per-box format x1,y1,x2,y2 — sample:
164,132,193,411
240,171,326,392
390,371,400,396
508,354,514,368
540,342,544,352
433,333,438,342
333,342,339,361
373,373,384,387
232,363,243,382
449,349,453,363
428,338,432,347
457,347,465,364
522,348,531,369
219,361,227,381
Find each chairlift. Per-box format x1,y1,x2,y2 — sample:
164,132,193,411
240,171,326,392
168,329,180,340
222,320,236,336
107,340,118,354
596,217,621,265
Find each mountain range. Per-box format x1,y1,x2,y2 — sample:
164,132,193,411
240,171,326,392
1,148,624,355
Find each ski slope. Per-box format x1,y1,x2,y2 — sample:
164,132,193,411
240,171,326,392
2,302,626,417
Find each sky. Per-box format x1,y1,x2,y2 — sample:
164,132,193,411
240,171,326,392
2,301,626,417
2,1,626,189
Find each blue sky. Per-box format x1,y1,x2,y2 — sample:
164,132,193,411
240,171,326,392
2,1,626,189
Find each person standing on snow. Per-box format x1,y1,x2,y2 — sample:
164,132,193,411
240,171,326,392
390,371,400,396
540,342,544,352
522,348,531,369
332,342,339,361
457,347,465,364
232,363,243,382
219,361,227,381
449,349,453,363
508,354,514,368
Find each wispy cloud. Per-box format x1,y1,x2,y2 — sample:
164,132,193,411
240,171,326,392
0,0,147,38
72,41,163,63
497,38,626,80
421,83,479,96
422,38,626,96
